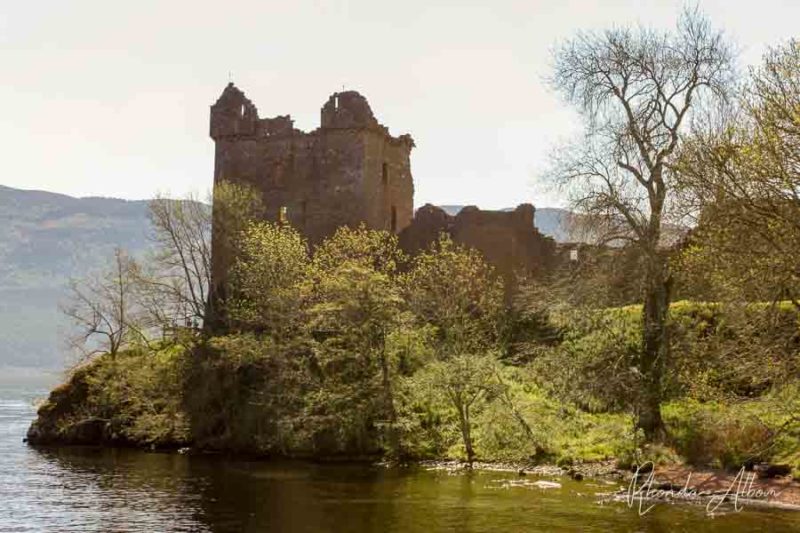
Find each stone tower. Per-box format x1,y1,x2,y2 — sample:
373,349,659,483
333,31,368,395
209,83,415,243
208,83,415,319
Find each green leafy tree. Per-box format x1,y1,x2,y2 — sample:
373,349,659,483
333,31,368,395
677,40,800,306
413,352,501,466
227,221,311,341
305,226,412,456
207,181,265,329
402,235,504,355
312,223,405,277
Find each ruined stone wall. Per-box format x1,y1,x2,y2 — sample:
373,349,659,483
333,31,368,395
208,84,414,312
399,203,557,282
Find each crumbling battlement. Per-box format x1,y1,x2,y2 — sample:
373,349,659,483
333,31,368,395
320,91,380,130
210,84,416,143
209,83,415,240
399,203,557,282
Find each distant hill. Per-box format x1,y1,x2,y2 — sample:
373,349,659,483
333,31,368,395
0,185,151,369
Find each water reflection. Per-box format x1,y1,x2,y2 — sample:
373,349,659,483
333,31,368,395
16,447,210,532
24,444,800,533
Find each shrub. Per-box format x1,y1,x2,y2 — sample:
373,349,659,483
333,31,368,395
662,395,796,469
32,343,192,447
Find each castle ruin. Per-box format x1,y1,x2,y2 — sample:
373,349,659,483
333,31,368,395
209,83,556,294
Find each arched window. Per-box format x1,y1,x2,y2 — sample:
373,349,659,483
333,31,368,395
382,162,389,186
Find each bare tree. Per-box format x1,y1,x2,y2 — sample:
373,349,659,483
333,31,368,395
549,7,734,439
62,184,262,352
62,248,146,359
139,193,212,330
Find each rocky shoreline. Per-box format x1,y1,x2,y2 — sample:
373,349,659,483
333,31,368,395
25,380,800,513
27,407,800,515
416,459,800,511
417,459,621,480
26,428,800,512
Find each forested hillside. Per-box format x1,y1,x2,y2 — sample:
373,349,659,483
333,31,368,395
0,185,150,368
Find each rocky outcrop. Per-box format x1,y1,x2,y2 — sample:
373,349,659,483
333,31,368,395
26,350,192,450
25,367,112,445
27,416,110,446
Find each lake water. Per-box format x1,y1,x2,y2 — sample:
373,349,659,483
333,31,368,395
2,370,800,532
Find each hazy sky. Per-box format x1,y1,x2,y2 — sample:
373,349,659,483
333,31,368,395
3,0,799,209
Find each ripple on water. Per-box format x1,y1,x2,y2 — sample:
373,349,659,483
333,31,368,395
0,390,209,533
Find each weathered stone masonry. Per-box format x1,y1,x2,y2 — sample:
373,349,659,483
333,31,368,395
210,83,414,243
399,203,556,282
209,83,556,296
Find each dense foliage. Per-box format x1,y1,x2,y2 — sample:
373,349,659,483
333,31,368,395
38,219,800,475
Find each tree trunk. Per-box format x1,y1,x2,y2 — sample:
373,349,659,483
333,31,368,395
379,332,400,458
638,254,671,441
458,403,475,467
495,370,535,441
